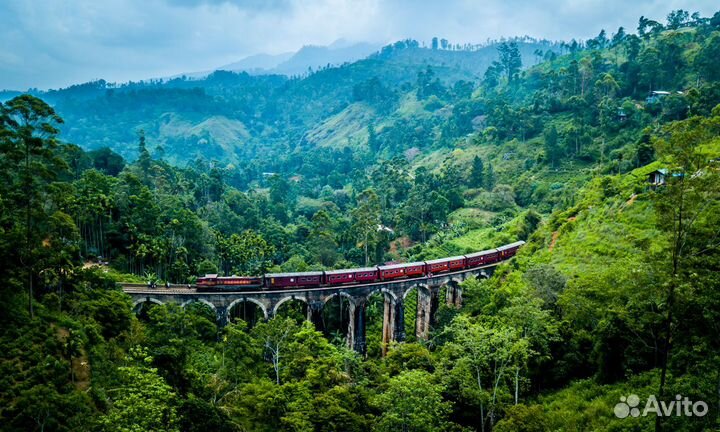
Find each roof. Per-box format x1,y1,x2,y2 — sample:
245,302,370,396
465,249,498,258
325,267,378,275
265,271,323,278
496,241,526,251
426,256,466,265
649,168,668,175
201,274,219,278
378,261,425,271
217,275,261,279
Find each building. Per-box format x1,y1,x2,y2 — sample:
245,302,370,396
647,168,667,186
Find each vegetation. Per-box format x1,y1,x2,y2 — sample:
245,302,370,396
1,8,720,431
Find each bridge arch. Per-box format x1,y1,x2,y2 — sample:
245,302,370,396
272,295,308,316
403,284,429,300
366,287,398,303
322,291,355,307
181,298,217,313
227,297,268,320
132,297,164,309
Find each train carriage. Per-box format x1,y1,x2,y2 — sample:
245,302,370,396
324,267,379,285
197,274,264,291
465,249,500,267
378,262,426,280
196,274,219,287
265,271,323,289
425,256,466,274
496,241,526,259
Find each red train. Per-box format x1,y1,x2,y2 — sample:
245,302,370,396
196,241,525,291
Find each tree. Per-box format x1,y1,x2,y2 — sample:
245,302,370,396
100,347,179,432
544,125,560,168
252,317,297,385
216,230,274,276
442,316,531,431
651,112,720,430
374,370,451,432
695,32,720,82
136,129,152,179
485,162,496,190
498,42,522,83
350,189,381,266
0,95,65,317
470,155,485,188
666,9,690,29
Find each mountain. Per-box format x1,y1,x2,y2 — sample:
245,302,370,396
36,38,560,166
218,51,294,74
219,40,382,76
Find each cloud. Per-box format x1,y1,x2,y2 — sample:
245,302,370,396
0,0,717,90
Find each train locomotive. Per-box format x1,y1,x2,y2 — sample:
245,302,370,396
196,240,525,291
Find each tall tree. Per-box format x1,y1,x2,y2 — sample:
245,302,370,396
651,113,720,431
0,95,65,317
469,155,485,188
350,189,381,266
497,42,522,83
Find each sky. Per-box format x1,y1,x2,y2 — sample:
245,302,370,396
1,0,717,90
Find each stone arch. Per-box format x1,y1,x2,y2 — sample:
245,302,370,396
322,291,356,307
132,297,164,309
366,287,398,303
478,270,491,279
272,295,308,316
181,298,217,313
403,284,428,300
227,297,268,320
449,276,464,285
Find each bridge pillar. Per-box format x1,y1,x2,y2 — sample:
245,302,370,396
347,299,367,354
429,286,440,326
416,287,432,340
216,306,228,327
446,282,462,308
307,301,324,333
393,298,405,342
381,293,394,356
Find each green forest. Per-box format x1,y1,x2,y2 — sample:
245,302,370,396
2,8,720,432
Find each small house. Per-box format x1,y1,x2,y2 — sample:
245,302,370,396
647,168,667,186
646,91,671,104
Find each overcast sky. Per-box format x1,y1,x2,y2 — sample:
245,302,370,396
1,0,717,90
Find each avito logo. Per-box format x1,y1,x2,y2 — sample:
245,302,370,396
614,394,708,418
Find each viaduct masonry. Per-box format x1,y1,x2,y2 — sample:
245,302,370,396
124,266,496,354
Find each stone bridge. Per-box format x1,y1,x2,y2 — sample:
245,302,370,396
123,266,498,354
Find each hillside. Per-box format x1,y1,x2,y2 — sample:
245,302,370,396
1,8,720,432
31,38,559,167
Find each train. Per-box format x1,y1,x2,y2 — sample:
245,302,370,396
195,240,525,291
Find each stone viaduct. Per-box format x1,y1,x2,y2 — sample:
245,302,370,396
123,266,497,354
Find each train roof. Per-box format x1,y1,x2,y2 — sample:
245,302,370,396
324,267,378,275
201,274,219,278
378,261,425,271
464,249,498,258
425,256,466,264
496,241,526,251
216,275,262,279
265,271,324,278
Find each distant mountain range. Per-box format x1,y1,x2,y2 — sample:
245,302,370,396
1,38,561,166
170,40,383,80
219,39,383,76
